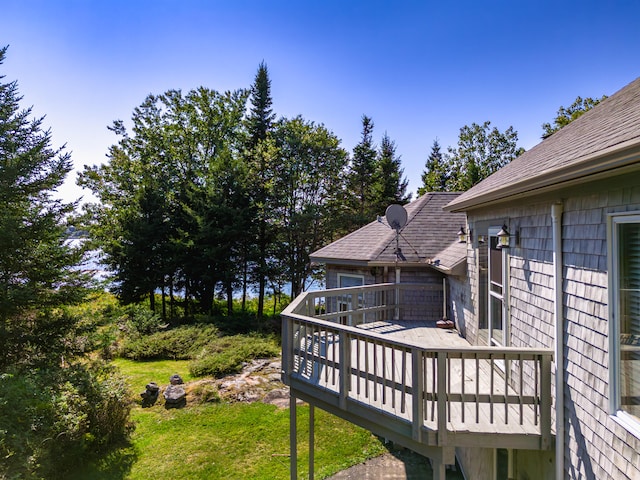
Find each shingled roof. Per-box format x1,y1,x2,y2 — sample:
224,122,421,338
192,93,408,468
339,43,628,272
446,77,640,212
311,192,467,272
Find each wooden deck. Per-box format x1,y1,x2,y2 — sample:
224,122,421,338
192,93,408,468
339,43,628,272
281,284,555,478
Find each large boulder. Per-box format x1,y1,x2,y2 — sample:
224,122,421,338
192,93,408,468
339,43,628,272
164,384,186,408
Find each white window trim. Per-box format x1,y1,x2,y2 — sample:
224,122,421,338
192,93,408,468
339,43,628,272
608,211,640,438
488,226,510,348
337,273,364,288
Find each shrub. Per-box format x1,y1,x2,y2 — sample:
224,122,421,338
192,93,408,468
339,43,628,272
189,334,280,377
0,362,132,479
123,304,166,336
118,324,220,360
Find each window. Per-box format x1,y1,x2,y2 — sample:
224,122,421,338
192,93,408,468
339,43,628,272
477,225,509,347
489,230,506,347
337,274,364,325
338,274,364,289
610,214,640,430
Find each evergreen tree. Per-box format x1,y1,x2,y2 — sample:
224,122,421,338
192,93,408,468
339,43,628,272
246,62,276,318
346,115,378,227
372,132,410,212
418,139,449,194
0,46,89,368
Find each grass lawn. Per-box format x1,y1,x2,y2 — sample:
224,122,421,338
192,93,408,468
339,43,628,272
112,358,195,392
71,359,386,479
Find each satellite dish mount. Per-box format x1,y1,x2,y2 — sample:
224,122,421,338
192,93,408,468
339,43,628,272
384,205,408,303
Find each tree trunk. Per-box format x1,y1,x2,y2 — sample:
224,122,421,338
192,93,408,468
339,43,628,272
149,290,155,312
161,280,167,321
242,257,247,311
226,281,233,315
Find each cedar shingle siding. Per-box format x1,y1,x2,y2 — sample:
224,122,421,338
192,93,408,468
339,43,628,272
448,77,640,479
461,176,640,479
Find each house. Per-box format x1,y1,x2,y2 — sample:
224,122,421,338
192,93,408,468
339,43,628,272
444,76,640,479
310,192,467,324
282,76,640,480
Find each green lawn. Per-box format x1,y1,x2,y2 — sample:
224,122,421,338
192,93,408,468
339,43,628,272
112,358,195,393
71,359,386,479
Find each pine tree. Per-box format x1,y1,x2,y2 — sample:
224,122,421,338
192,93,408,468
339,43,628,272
418,139,449,195
372,132,410,212
246,62,276,318
346,115,378,227
0,46,88,368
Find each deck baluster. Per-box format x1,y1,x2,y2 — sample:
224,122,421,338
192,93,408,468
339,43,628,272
412,348,424,442
504,353,509,424
475,354,480,423
431,355,437,422
437,351,447,446
461,354,466,423
382,343,387,405
490,354,495,424
401,347,407,414
519,355,524,425
373,339,378,402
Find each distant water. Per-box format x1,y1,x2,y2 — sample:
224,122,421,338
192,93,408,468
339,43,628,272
68,239,110,281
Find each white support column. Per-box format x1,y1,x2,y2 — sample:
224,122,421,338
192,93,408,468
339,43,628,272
433,454,446,480
309,404,315,480
290,393,297,480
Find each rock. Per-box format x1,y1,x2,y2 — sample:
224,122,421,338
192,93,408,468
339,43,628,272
170,374,184,385
164,384,186,408
146,382,160,393
140,382,160,407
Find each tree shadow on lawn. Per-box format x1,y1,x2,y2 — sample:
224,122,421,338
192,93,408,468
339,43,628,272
66,440,138,480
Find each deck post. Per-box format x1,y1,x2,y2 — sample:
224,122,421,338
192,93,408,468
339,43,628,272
282,317,291,385
433,452,447,480
540,354,552,450
412,348,424,442
339,332,351,410
290,393,297,480
309,404,315,480
437,351,447,446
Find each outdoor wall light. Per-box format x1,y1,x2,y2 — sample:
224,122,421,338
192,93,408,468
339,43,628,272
497,224,518,248
457,226,468,244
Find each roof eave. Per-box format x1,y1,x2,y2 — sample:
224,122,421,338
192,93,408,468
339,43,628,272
428,259,467,277
445,139,640,212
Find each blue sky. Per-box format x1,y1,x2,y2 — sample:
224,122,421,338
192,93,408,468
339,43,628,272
3,0,640,203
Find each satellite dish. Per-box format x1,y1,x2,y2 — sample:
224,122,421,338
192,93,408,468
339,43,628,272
385,204,408,232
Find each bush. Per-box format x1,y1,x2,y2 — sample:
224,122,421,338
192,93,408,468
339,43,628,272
123,303,166,336
189,334,280,377
118,324,220,360
0,362,132,479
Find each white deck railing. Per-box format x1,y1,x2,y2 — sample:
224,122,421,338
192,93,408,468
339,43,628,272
281,284,554,450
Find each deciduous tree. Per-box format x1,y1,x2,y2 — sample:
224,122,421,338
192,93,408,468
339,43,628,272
272,117,349,297
541,95,607,138
446,121,524,191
